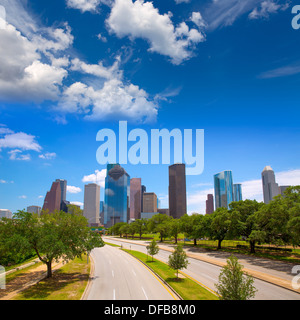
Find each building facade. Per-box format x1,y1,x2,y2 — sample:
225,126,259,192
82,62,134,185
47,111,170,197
84,183,100,226
0,209,12,219
130,178,142,220
55,179,67,211
104,164,130,228
42,181,61,213
206,194,214,215
214,171,233,209
143,192,158,213
261,166,279,204
233,184,243,202
27,205,42,215
168,163,187,219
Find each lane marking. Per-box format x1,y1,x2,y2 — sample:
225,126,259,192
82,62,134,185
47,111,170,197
132,269,136,277
113,289,116,300
112,270,114,278
141,287,148,300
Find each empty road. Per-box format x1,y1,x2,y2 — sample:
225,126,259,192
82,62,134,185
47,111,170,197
104,237,300,300
86,244,177,300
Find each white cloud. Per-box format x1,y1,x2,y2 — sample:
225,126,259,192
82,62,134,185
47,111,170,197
191,12,207,28
187,169,300,214
82,169,107,188
175,0,190,3
70,201,84,208
249,0,289,20
8,149,31,161
258,63,300,79
66,0,110,13
106,0,205,65
0,131,42,152
39,152,57,160
67,185,82,194
19,195,27,199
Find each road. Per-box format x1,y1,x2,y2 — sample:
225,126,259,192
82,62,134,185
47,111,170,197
86,244,176,300
103,237,300,300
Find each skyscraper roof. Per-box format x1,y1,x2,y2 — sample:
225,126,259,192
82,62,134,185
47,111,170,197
262,166,273,172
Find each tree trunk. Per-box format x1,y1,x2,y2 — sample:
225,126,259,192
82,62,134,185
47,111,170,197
175,236,178,244
217,239,222,250
250,240,256,254
194,238,197,246
46,261,52,278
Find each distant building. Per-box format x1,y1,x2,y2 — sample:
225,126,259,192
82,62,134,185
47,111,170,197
42,181,61,213
206,194,214,215
55,179,67,211
214,171,233,209
158,208,169,216
143,192,158,213
130,178,142,220
100,201,104,225
261,166,279,204
169,163,187,219
279,185,291,197
27,206,41,215
141,212,158,220
233,184,243,202
141,185,146,212
104,164,130,228
84,183,100,227
0,209,12,219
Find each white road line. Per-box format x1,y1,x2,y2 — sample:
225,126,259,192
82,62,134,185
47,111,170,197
113,289,116,300
112,270,114,278
132,269,136,276
141,287,148,300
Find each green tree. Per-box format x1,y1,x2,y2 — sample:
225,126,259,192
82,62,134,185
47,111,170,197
180,214,205,246
0,210,104,278
168,218,181,244
208,208,231,249
147,214,171,242
215,255,257,300
168,245,189,279
119,223,130,239
111,222,127,237
146,239,159,261
132,219,147,240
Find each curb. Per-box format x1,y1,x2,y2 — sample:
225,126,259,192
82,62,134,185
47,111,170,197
121,248,183,301
81,254,94,301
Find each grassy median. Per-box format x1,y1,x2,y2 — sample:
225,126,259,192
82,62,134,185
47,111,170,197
13,254,90,300
122,249,218,300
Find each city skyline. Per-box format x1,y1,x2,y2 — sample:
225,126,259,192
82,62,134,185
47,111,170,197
0,0,300,215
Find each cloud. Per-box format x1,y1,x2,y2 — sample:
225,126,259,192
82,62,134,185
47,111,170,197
191,12,207,28
39,152,57,160
82,169,107,188
67,185,82,194
19,195,27,199
0,131,42,152
175,0,190,3
187,168,300,214
8,149,31,161
249,0,289,20
106,0,205,65
258,63,300,79
66,0,112,13
70,201,84,208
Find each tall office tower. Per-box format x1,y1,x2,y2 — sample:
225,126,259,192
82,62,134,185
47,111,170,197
233,184,243,202
104,164,130,228
100,201,104,225
141,185,146,212
214,171,233,209
42,181,61,213
84,183,100,227
143,192,158,213
55,179,68,211
0,209,12,219
130,178,142,220
279,185,291,197
261,166,279,204
168,163,187,219
27,206,42,215
206,194,214,215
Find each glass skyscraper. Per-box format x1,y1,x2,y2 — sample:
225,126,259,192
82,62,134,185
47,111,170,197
104,164,130,228
233,184,243,202
214,171,233,209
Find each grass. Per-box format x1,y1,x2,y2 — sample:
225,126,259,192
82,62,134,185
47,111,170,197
122,249,218,300
13,254,90,300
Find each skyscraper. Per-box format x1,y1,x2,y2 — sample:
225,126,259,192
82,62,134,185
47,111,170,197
130,178,142,220
104,164,130,228
84,183,100,227
261,166,279,204
141,185,146,212
206,194,214,215
233,184,243,202
214,171,233,209
143,192,158,213
27,205,42,215
42,181,61,213
55,179,68,212
169,163,187,219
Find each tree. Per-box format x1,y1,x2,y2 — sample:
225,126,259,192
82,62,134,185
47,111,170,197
0,210,104,278
111,222,127,237
132,219,147,240
147,214,171,242
168,218,181,244
146,239,159,261
180,214,205,246
168,245,189,279
208,208,231,249
215,255,257,300
119,224,130,239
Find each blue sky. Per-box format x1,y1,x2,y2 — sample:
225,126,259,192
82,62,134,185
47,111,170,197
0,0,300,214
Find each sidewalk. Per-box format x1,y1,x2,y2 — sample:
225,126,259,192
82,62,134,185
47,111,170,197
105,237,300,295
0,260,64,300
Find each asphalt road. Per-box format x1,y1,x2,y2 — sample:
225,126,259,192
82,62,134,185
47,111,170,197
86,244,176,300
104,237,300,300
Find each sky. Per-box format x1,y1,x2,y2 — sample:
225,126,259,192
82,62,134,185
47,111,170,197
0,0,300,215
